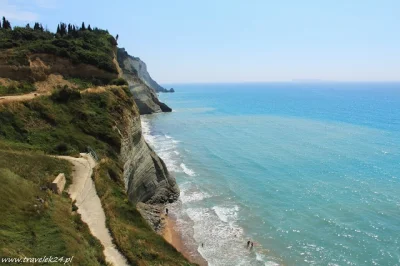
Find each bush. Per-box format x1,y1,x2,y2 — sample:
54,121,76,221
51,86,81,103
54,142,68,153
110,78,128,86
0,82,36,96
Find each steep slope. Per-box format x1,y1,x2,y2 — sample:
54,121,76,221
117,48,172,114
0,22,190,266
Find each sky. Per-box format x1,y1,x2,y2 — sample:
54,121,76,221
1,0,400,83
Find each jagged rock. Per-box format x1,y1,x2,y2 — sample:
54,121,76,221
118,106,179,205
136,202,164,232
117,48,172,114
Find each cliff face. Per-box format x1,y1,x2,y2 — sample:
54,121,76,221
117,48,172,114
117,104,179,204
117,48,166,92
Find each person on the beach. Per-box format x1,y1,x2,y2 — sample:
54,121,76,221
166,208,169,216
250,242,254,250
247,240,250,248
201,243,204,247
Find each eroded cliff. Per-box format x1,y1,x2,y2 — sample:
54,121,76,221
117,48,172,114
113,91,179,204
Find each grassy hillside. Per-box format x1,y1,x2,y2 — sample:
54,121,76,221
0,24,117,74
0,151,107,265
0,86,133,158
0,86,195,265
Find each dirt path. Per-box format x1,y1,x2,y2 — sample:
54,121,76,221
58,153,129,266
0,92,49,104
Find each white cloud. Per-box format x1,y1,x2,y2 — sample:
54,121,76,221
0,0,38,21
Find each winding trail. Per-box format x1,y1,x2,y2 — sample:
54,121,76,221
0,92,49,104
58,153,129,266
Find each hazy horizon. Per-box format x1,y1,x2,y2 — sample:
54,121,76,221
2,0,399,83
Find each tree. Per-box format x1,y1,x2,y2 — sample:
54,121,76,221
81,22,85,31
2,16,11,29
87,24,92,31
57,23,67,36
0,20,2,29
116,34,119,41
25,23,30,29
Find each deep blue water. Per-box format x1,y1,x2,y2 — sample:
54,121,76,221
142,83,400,266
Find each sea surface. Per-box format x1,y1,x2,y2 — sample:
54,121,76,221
141,83,400,266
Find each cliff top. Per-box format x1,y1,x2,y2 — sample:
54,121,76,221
0,20,118,74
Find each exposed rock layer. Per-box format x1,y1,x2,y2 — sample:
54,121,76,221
0,54,118,82
117,48,172,114
117,104,179,204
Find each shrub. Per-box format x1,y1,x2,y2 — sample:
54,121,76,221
0,82,36,96
51,86,81,103
110,78,128,86
54,142,68,153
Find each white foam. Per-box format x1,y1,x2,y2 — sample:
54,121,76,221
180,163,196,176
180,190,210,203
212,205,239,223
141,116,183,173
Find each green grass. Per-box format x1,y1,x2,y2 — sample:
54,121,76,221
94,160,195,266
0,149,72,186
0,151,107,265
0,87,135,158
0,81,36,96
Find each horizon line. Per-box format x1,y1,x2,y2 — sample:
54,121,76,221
161,80,400,86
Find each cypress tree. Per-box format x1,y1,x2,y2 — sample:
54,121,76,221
81,22,85,31
88,24,92,31
57,24,60,34
2,17,11,29
26,23,30,29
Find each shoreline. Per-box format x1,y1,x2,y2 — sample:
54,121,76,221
162,213,208,266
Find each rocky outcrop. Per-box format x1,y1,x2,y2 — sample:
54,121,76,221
117,48,167,93
117,102,179,204
117,48,172,114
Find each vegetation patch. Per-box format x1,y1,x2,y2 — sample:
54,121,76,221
0,19,118,74
0,150,106,265
94,160,194,266
0,81,36,96
0,87,134,158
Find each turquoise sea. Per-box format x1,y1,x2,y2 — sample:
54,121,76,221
142,83,400,266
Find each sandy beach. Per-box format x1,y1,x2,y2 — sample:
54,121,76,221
162,214,208,266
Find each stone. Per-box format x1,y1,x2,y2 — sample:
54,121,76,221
50,173,66,194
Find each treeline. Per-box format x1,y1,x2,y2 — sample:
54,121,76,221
0,16,119,73
0,16,118,41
